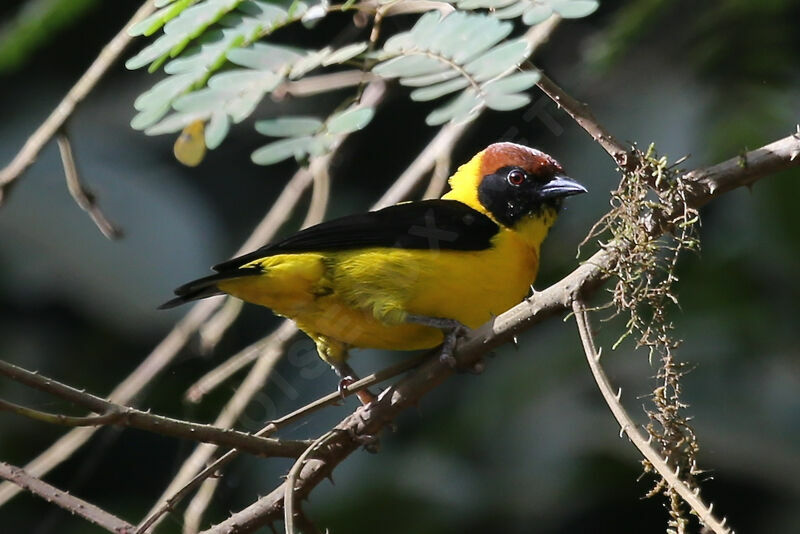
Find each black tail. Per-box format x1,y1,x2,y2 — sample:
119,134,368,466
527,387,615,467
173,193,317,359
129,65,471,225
158,268,260,309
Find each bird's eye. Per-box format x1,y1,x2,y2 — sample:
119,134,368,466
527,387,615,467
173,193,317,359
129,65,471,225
507,169,526,186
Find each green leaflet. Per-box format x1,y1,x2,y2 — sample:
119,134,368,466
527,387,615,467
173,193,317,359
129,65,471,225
372,11,537,124
252,106,374,165
255,117,324,137
454,0,599,25
326,108,374,134
251,136,316,165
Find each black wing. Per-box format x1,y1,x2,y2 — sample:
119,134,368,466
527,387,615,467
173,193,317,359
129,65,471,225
214,199,499,272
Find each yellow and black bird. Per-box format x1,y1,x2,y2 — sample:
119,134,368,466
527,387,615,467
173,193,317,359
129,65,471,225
162,142,586,401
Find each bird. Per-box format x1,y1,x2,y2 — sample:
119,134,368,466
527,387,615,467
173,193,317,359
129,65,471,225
161,142,586,403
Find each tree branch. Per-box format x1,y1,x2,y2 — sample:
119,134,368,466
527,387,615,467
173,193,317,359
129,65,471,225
284,432,338,534
137,330,295,533
0,398,121,427
0,0,157,202
535,72,637,169
571,299,730,534
199,131,800,533
0,360,311,459
135,349,429,534
688,129,800,206
56,131,122,239
0,461,135,534
198,298,244,354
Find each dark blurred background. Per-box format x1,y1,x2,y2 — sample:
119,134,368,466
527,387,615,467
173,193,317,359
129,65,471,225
0,1,798,532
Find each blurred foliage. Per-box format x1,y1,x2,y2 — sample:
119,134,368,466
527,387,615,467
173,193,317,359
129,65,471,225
0,0,98,73
588,0,800,158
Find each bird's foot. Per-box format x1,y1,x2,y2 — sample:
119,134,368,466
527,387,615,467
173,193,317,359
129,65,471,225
439,321,470,367
405,315,471,368
337,376,354,399
332,363,376,405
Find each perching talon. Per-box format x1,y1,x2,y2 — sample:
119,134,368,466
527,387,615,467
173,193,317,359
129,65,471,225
337,376,355,399
332,362,376,405
405,314,470,368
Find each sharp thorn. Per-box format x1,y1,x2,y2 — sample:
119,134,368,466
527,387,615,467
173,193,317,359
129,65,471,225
615,387,622,400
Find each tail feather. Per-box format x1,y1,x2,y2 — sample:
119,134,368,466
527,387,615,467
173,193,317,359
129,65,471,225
158,267,260,309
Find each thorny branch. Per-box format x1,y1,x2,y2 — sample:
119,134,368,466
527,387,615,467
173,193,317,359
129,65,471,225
135,344,430,534
0,461,135,534
535,72,637,170
571,299,730,534
0,360,311,459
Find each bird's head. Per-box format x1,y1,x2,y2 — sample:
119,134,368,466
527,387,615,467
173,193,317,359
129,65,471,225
444,142,587,228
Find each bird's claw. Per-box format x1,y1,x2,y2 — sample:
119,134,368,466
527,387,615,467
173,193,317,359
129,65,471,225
404,314,471,368
337,376,376,405
439,321,470,368
337,376,355,399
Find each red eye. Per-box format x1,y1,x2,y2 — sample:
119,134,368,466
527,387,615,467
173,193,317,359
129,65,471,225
507,169,525,186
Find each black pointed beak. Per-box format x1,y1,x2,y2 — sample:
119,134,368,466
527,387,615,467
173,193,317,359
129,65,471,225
539,175,588,200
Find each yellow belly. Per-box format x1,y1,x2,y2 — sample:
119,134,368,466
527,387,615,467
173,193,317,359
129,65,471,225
217,228,538,361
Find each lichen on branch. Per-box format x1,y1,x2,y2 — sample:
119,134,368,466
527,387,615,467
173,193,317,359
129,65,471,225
580,144,703,533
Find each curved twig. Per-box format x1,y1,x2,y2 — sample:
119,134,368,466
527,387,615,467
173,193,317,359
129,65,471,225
284,432,337,534
571,299,731,534
56,131,122,239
